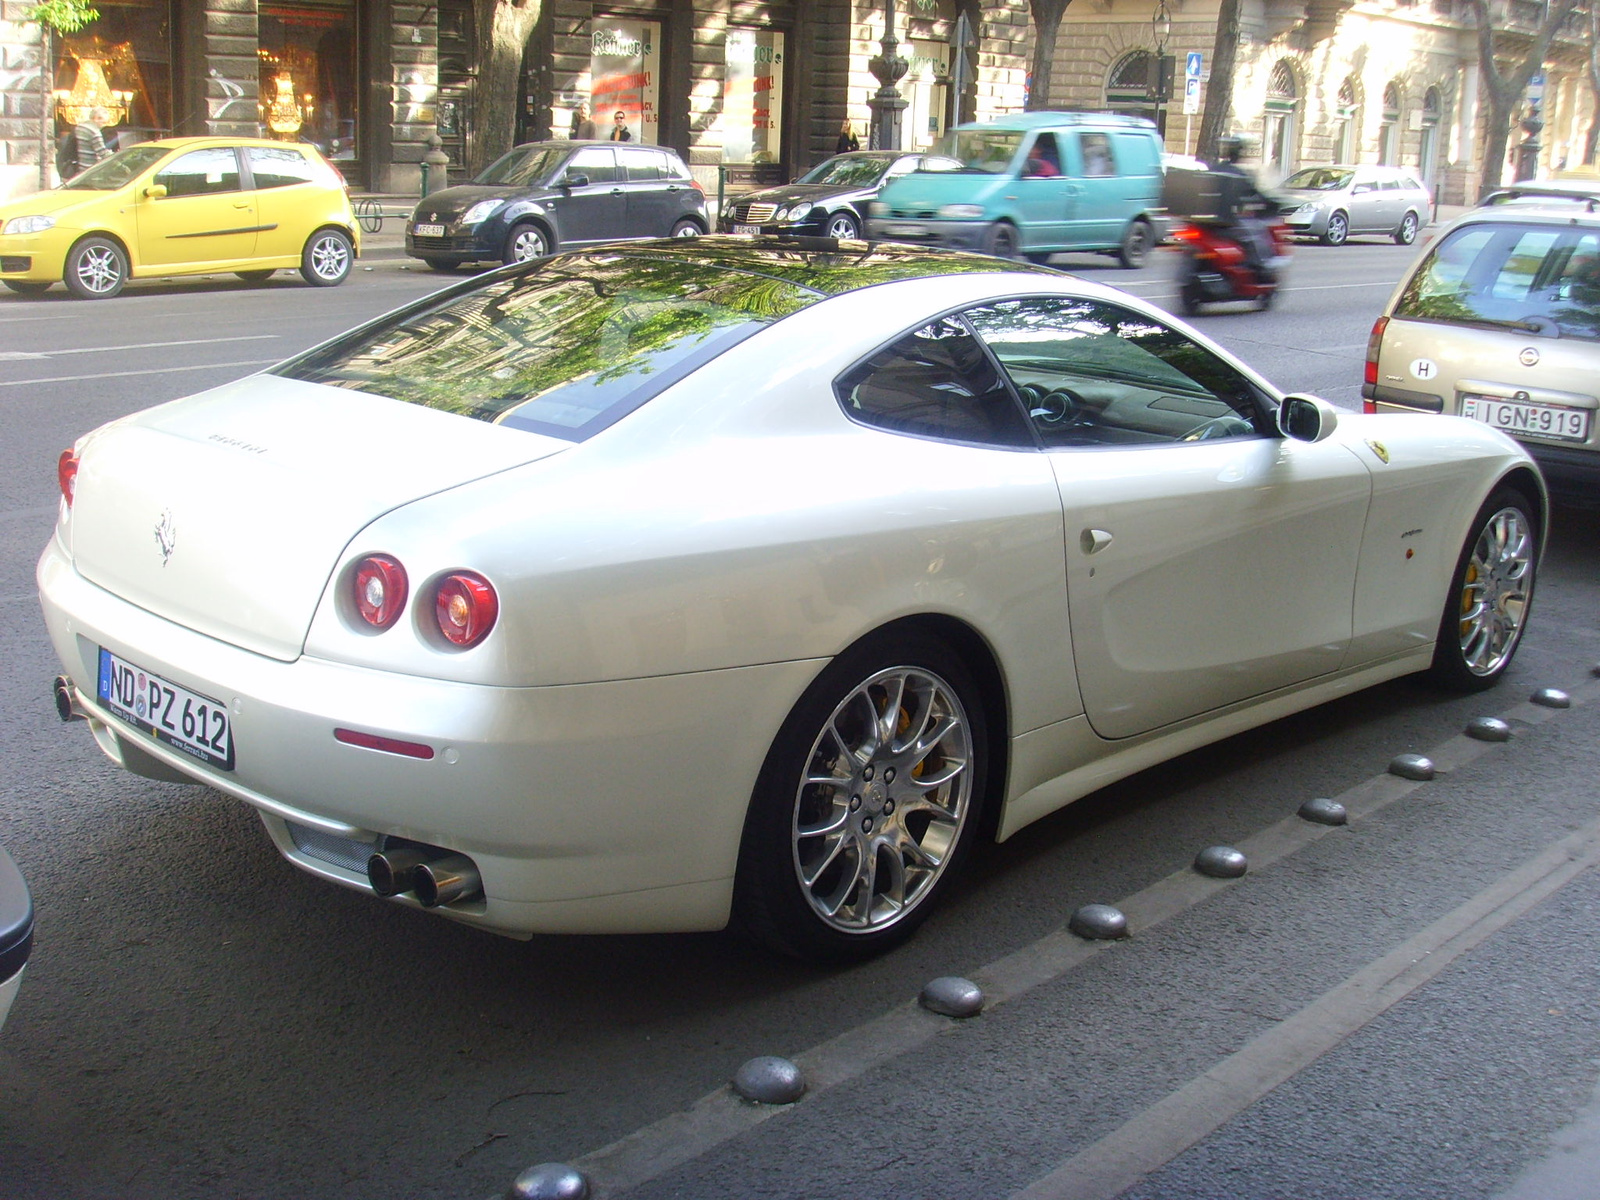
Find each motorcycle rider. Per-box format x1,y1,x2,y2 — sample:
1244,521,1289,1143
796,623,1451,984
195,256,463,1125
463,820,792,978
1207,134,1277,277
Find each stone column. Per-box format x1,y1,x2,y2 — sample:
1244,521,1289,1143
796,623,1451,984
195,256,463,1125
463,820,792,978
0,13,47,200
375,2,438,194
201,0,261,136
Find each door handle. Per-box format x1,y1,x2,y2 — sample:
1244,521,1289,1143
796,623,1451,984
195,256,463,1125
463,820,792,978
1080,528,1113,555
233,201,251,209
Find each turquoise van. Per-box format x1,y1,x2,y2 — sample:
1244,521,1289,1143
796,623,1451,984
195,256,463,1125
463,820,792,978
865,112,1165,266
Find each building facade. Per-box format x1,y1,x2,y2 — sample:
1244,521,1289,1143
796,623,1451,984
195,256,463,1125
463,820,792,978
0,0,1591,203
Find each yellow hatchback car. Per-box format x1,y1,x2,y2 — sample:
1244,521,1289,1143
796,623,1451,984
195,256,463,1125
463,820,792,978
0,136,359,299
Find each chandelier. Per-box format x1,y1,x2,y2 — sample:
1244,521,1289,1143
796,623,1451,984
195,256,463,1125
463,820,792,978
54,56,133,126
264,73,310,135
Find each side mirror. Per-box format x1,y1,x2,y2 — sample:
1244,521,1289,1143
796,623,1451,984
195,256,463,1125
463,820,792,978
1278,393,1339,443
143,183,167,199
561,172,589,189
1352,183,1373,195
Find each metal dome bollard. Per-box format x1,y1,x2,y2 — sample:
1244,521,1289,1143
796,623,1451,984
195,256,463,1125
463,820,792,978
1389,753,1435,781
920,976,984,1018
732,1055,805,1104
1069,903,1128,940
1193,846,1247,878
1465,716,1513,742
504,1163,590,1200
1298,797,1348,825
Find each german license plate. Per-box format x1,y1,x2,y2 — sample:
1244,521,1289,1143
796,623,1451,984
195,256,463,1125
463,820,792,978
1461,394,1591,443
733,224,761,234
97,648,234,771
412,223,446,237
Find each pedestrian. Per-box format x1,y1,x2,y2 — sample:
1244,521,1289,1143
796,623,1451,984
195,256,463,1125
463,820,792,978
570,102,597,140
609,109,632,142
836,120,860,155
74,106,114,171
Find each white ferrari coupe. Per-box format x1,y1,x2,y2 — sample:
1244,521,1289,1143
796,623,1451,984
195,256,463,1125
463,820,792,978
39,239,1543,960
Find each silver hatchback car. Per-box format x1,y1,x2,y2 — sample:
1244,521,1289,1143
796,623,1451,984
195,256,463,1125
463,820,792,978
1278,164,1431,246
1363,196,1600,500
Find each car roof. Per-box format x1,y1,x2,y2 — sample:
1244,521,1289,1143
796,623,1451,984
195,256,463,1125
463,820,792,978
127,135,327,153
952,110,1157,133
1478,183,1600,212
517,139,686,156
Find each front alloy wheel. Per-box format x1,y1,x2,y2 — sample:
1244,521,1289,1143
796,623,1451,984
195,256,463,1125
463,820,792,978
1428,489,1536,690
503,223,549,264
64,236,127,299
734,635,986,960
1322,211,1349,246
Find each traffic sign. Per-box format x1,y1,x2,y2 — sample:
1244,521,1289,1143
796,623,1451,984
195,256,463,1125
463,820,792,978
1183,76,1200,115
1186,52,1203,79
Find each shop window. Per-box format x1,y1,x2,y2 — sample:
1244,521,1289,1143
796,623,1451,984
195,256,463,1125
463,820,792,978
259,0,358,165
723,29,785,165
53,0,173,148
590,19,661,145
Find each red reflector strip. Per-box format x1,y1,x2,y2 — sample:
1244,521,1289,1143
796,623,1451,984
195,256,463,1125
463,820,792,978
334,728,435,760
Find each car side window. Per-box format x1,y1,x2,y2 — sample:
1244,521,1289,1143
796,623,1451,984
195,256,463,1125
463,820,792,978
835,315,1036,448
246,146,318,190
154,147,242,197
618,147,666,181
963,297,1266,448
1078,132,1116,177
664,154,693,182
567,147,618,184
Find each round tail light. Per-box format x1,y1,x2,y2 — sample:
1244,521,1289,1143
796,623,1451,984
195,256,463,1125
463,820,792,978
58,449,79,508
353,555,408,629
434,572,498,648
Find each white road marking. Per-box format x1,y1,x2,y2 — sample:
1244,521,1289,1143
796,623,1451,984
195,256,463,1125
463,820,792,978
0,359,281,389
11,334,280,358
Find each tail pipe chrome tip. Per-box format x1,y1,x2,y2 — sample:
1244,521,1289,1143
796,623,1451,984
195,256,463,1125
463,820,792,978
413,854,482,908
366,847,435,898
53,675,85,723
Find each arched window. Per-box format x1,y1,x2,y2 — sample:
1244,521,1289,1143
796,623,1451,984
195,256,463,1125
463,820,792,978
1106,50,1158,125
1380,81,1402,165
1264,60,1300,177
1334,76,1359,163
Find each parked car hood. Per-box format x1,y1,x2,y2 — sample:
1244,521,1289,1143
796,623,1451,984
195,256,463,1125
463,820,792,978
66,375,569,661
740,182,874,206
1277,186,1344,203
0,185,133,224
413,184,532,222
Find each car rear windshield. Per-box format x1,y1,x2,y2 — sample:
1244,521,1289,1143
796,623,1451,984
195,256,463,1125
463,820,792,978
274,253,825,440
473,145,566,187
64,145,170,190
1394,221,1600,342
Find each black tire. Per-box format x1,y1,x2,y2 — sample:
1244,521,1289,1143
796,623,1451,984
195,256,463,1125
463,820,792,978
422,258,460,273
982,221,1020,259
1117,218,1154,268
3,279,51,295
1180,279,1204,317
503,222,549,265
300,228,352,286
1321,211,1349,247
1023,251,1055,265
63,236,128,299
1394,211,1420,245
732,632,990,961
824,210,859,239
669,218,702,238
1426,488,1538,691
235,269,275,283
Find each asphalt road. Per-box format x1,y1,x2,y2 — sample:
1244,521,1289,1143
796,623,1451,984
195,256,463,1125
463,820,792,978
1,237,1598,1200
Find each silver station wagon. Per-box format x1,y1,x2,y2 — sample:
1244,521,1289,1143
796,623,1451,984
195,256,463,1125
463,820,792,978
1363,195,1600,501
1278,164,1431,246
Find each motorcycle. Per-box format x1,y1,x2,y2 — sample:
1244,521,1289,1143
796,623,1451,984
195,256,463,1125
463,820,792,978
1172,217,1293,315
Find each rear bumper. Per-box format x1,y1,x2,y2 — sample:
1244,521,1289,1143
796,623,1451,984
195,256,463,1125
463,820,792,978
38,539,825,936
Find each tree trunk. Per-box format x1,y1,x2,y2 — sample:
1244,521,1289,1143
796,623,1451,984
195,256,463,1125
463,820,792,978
1026,0,1071,111
472,0,542,173
38,28,54,191
1467,0,1579,198
1196,0,1241,162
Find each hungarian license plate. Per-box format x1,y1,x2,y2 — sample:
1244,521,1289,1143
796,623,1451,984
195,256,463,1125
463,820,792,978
1461,394,1591,443
97,648,234,771
733,224,761,235
412,223,446,238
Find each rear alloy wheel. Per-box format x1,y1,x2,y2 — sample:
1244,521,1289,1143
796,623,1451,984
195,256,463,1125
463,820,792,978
300,228,352,286
670,219,701,238
503,222,549,264
733,634,987,961
982,221,1020,259
1427,488,1537,691
1321,211,1349,246
3,279,51,295
64,236,128,299
824,211,860,239
1118,218,1154,268
1394,211,1420,245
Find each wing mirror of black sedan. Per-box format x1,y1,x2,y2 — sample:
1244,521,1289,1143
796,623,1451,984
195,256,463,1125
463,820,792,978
560,172,589,189
1278,393,1339,443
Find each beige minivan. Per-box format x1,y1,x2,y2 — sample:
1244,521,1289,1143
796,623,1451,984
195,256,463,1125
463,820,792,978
1363,192,1599,500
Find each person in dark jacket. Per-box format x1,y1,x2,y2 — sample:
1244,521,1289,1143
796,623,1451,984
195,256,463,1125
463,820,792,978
836,120,860,155
609,110,633,142
1208,134,1276,273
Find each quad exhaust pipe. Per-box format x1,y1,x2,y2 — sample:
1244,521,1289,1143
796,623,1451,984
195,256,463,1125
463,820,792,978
366,846,482,908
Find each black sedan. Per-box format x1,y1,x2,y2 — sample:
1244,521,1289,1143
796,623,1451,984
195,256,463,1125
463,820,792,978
721,151,925,240
405,140,709,270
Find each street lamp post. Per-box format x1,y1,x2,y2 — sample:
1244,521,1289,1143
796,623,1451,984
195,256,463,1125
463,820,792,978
1151,0,1172,138
867,0,909,151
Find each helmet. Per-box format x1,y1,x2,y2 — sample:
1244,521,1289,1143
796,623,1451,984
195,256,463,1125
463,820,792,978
1217,134,1251,163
